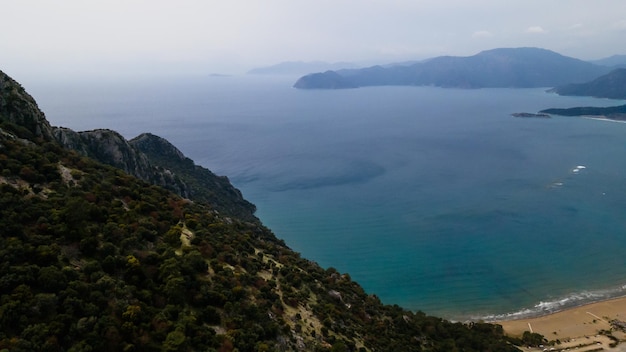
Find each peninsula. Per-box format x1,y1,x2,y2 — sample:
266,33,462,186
540,104,626,120
549,68,626,100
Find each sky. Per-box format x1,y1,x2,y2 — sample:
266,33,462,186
2,0,626,79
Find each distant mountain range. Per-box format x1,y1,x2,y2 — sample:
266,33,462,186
548,68,626,100
588,55,626,68
294,47,613,89
247,61,359,75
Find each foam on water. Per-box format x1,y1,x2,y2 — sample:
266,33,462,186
481,285,626,322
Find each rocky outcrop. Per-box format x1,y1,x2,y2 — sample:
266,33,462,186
130,133,187,165
130,133,257,222
52,128,258,222
0,70,55,141
0,69,256,222
51,127,258,222
53,128,153,179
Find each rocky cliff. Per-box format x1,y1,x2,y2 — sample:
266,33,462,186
0,69,256,222
0,70,55,140
53,127,154,180
52,127,257,221
130,133,257,221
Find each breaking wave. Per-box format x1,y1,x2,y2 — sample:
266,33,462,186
479,285,626,322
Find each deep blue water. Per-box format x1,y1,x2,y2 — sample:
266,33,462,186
28,75,626,320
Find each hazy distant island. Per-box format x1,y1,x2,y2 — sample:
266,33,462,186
294,47,612,89
548,68,626,100
208,73,232,77
248,61,359,76
588,54,626,68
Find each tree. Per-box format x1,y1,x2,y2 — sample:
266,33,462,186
522,331,545,346
163,329,186,351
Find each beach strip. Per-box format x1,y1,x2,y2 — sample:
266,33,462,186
498,296,626,349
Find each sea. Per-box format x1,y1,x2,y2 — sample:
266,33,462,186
25,74,626,321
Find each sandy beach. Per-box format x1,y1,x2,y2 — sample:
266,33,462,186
498,297,626,351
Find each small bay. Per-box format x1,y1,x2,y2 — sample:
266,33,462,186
31,75,626,320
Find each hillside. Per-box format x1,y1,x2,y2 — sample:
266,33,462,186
53,127,257,222
0,69,525,351
548,68,626,100
294,47,611,89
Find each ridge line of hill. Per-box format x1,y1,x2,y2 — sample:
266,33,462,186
293,47,612,90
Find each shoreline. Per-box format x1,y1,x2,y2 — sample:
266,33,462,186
497,296,626,351
583,115,626,123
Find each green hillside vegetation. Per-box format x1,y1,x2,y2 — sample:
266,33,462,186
540,104,626,118
0,70,523,351
52,128,258,223
129,133,257,223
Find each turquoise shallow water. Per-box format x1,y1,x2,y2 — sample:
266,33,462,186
30,75,626,320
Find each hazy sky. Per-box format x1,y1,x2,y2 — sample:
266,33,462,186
2,0,625,78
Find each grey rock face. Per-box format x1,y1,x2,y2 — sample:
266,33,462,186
0,70,55,141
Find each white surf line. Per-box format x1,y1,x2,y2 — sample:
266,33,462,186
586,311,607,324
528,323,533,333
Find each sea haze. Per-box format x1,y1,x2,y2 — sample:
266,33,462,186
31,75,626,320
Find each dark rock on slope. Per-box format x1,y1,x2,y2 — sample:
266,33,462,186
0,70,55,140
0,69,256,222
130,133,257,221
52,127,257,222
53,127,154,179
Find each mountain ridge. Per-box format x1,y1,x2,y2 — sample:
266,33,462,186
294,47,612,89
588,54,626,68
